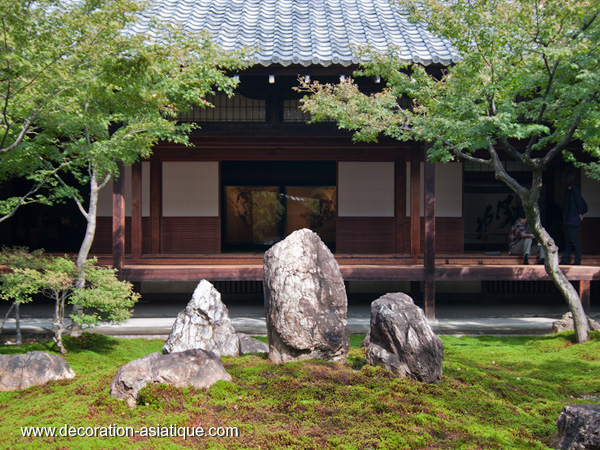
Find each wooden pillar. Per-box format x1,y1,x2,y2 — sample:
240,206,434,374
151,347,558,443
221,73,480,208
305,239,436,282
395,159,406,254
410,148,421,258
424,145,436,320
579,280,591,314
112,162,125,277
131,162,142,260
150,155,162,254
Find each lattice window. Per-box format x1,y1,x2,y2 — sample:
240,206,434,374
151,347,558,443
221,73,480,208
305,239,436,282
283,99,312,122
179,93,266,122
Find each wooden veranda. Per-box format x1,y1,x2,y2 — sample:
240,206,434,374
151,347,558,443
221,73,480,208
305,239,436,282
96,253,600,320
106,157,599,320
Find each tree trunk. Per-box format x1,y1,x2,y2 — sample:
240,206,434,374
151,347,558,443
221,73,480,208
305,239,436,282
522,196,589,343
70,168,105,337
53,295,66,354
0,301,16,336
15,302,22,346
491,159,589,344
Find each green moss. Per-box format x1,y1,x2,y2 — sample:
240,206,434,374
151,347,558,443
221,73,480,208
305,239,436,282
0,332,599,449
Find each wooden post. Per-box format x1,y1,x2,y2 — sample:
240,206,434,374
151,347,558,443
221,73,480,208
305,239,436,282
112,162,125,278
131,162,142,260
150,155,162,254
579,280,591,314
395,159,406,254
424,145,436,320
410,148,421,258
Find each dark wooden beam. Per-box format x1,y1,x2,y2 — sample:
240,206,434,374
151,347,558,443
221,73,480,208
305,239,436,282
579,280,591,313
112,162,125,277
410,147,421,258
395,159,406,254
131,162,142,260
153,144,411,162
424,147,435,320
150,155,162,254
120,264,428,282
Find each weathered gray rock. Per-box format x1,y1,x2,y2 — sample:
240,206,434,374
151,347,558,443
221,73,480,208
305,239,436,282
237,333,269,355
110,349,232,408
0,351,75,391
552,312,600,334
366,293,443,383
263,228,349,364
554,404,600,450
162,280,239,357
361,331,371,348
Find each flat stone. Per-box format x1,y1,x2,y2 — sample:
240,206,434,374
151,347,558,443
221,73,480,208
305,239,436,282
237,333,269,355
0,351,75,391
110,349,232,408
552,312,600,334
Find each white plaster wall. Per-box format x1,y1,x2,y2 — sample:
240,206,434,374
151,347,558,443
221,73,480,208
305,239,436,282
162,161,219,217
581,172,600,218
338,162,395,217
406,162,462,217
436,163,462,217
96,162,150,217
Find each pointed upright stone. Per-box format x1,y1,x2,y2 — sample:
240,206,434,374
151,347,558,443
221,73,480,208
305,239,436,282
263,228,349,363
162,280,239,357
366,293,443,383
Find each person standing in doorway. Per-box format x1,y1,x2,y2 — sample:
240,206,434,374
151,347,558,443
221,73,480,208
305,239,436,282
561,171,587,265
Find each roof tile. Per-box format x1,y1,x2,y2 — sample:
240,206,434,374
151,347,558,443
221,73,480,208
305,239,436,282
131,0,459,66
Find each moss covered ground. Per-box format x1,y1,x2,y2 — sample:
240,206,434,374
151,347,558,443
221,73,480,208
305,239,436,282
0,332,599,449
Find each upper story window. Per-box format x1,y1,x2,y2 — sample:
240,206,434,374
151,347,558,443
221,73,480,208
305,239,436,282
283,99,312,123
179,93,266,122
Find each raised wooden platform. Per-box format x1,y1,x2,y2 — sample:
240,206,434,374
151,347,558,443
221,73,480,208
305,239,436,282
119,262,600,282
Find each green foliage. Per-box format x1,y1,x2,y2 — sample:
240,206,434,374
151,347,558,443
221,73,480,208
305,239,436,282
0,248,139,352
300,0,600,171
299,0,600,343
0,247,46,304
0,0,250,223
0,333,599,449
71,264,139,327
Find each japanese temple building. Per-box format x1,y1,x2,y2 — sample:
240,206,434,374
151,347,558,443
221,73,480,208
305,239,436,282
2,0,599,317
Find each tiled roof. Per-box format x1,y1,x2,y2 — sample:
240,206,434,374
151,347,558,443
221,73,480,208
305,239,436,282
131,0,459,67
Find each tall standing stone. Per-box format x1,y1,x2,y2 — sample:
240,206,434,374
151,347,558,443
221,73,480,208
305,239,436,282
366,293,443,383
263,228,349,363
162,280,239,357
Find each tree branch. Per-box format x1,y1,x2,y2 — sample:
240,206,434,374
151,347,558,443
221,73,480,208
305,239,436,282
55,173,89,221
0,178,47,224
488,143,526,196
542,92,598,166
498,136,528,165
434,136,493,166
573,8,600,39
